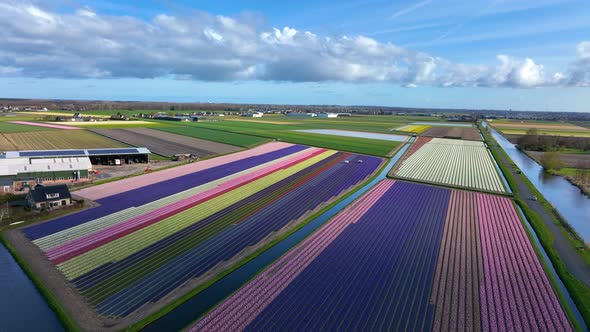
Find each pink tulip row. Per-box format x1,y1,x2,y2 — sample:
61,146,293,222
75,142,294,201
477,194,571,332
44,147,326,263
430,190,481,332
9,121,82,130
189,180,394,332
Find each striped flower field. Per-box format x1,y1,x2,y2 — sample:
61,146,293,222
21,142,382,318
395,124,430,133
9,120,82,130
394,137,507,193
190,180,572,331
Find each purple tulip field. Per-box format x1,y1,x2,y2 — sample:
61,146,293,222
191,180,572,331
20,142,382,318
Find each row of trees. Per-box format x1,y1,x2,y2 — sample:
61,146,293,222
517,128,590,152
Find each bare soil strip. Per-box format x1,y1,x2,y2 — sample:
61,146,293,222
92,128,241,157
420,127,482,141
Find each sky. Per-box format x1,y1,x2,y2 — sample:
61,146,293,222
0,0,589,111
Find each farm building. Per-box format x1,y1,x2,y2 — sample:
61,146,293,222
190,116,216,122
317,113,339,118
0,148,150,194
242,112,264,118
4,148,150,166
287,112,317,117
0,154,92,194
26,184,72,210
153,115,191,122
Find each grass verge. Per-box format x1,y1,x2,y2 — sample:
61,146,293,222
514,201,584,331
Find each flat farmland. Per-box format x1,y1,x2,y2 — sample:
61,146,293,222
0,121,57,133
489,121,590,137
294,129,408,142
10,142,382,330
421,126,482,141
392,137,507,193
190,180,572,331
0,130,127,152
395,124,430,133
50,120,161,128
156,125,270,147
92,127,241,157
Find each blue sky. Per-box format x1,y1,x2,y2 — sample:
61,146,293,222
0,0,589,111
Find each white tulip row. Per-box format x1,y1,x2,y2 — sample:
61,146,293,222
395,138,506,193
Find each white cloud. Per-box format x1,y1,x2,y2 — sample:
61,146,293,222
566,41,590,86
0,66,22,76
577,41,590,59
0,2,587,88
490,55,546,87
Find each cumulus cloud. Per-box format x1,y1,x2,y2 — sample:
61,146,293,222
566,41,590,86
0,1,587,88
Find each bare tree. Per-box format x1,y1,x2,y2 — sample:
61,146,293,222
540,152,565,170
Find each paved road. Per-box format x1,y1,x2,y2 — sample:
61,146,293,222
488,138,590,287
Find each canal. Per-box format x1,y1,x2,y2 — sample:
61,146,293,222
0,241,63,332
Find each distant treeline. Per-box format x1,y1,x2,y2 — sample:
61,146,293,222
509,130,590,152
1,98,590,121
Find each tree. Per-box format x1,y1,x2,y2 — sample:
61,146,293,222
540,152,565,170
518,128,540,150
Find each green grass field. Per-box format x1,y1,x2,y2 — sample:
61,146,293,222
551,168,590,177
156,125,270,147
217,115,440,133
160,117,403,156
4,113,436,156
260,130,399,156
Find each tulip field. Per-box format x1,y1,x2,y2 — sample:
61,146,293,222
393,137,507,193
395,124,430,133
21,142,382,318
191,180,572,331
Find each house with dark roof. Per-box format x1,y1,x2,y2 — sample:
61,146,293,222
26,184,72,210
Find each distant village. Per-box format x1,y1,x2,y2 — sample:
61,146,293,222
1,98,589,122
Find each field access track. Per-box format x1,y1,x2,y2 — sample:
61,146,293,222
20,142,382,319
92,127,241,157
191,180,572,331
393,138,507,193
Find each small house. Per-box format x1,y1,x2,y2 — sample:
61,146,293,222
26,184,72,210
